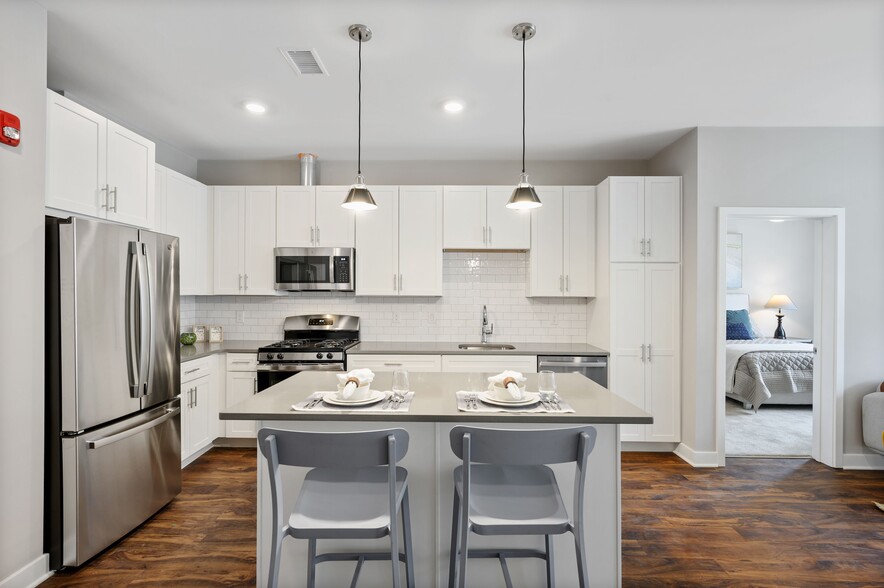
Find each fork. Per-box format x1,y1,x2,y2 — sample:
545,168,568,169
305,395,323,409
468,393,479,410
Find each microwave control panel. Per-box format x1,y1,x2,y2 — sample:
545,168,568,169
334,256,351,283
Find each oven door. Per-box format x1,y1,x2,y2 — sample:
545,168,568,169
256,363,344,392
274,247,354,291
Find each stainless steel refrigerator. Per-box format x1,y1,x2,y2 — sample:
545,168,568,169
45,216,181,569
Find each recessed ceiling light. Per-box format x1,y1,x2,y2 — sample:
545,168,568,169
443,100,464,113
244,101,267,114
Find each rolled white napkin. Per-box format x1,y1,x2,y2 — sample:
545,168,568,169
487,370,526,400
336,368,375,399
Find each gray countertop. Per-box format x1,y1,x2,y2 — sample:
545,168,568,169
180,340,275,362
220,371,648,425
347,341,608,356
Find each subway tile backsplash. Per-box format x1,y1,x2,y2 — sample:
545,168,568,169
183,252,587,343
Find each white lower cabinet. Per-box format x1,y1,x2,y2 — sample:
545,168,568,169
347,354,442,372
180,358,216,466
441,355,537,374
225,354,258,438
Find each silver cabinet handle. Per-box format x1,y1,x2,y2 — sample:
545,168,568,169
383,362,403,366
310,226,315,245
565,275,570,292
87,407,179,449
393,274,397,291
647,344,652,361
231,360,251,364
399,274,403,291
185,387,191,408
238,274,243,290
640,238,646,256
647,239,652,256
184,367,199,375
244,274,249,290
488,225,492,245
253,377,258,394
194,386,198,407
640,344,646,362
109,186,118,212
482,226,487,244
100,184,109,209
559,275,564,292
316,226,320,244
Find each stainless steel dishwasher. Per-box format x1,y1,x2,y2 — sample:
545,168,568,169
537,355,608,388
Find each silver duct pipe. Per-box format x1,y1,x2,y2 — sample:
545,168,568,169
298,153,318,185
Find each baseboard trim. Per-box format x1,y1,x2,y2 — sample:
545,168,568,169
182,443,215,468
674,443,721,467
842,451,884,470
0,554,52,588
621,442,678,452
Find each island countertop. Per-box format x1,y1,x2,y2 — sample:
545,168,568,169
347,341,608,356
220,371,650,424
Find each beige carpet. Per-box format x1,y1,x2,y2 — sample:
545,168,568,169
726,398,813,457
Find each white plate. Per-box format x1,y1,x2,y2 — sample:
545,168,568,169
478,391,541,407
322,390,386,407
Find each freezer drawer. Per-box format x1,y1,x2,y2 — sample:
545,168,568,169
61,401,181,567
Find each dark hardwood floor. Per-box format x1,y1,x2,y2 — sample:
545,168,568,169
41,449,884,587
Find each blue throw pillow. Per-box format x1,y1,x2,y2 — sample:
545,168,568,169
726,309,758,338
726,322,753,340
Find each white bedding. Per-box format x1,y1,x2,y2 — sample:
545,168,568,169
725,339,814,393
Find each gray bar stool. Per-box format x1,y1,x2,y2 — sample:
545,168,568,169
258,428,415,588
447,425,598,588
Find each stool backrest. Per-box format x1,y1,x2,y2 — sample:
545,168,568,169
449,426,597,465
258,428,409,468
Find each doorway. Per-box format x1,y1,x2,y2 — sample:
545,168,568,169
715,208,845,467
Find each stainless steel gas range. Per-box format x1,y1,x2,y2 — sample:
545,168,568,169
256,314,360,391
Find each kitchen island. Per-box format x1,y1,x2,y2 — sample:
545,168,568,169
221,371,650,588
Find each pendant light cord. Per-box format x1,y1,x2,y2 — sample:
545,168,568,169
521,35,526,175
358,37,362,176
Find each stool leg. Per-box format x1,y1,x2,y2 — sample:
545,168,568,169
573,528,588,588
448,490,461,588
390,505,402,588
307,538,317,588
268,528,283,588
401,488,415,588
545,534,555,587
457,490,470,588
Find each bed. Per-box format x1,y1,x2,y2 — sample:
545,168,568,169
725,294,814,410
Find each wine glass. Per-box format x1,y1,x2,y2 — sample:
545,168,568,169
392,369,409,406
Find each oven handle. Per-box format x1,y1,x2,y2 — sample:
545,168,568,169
257,363,344,372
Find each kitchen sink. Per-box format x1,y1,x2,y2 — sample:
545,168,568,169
457,343,517,351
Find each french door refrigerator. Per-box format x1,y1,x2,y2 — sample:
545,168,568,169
45,216,181,569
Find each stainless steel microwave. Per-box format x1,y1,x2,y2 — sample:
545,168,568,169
274,247,355,291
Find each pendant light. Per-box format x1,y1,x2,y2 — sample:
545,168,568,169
507,22,542,210
342,24,377,211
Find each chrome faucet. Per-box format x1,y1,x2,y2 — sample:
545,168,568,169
481,305,493,343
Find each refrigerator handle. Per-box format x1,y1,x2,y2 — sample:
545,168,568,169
86,406,180,449
126,242,141,395
140,242,154,395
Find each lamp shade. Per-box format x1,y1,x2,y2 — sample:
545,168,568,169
342,180,377,211
764,294,797,311
507,183,542,209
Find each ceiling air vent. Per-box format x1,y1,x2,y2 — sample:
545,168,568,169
280,48,328,76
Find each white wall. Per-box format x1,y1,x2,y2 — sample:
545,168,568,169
0,0,49,585
197,159,649,186
668,127,884,460
726,217,816,339
188,252,588,343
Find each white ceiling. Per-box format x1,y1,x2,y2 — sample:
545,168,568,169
39,0,884,161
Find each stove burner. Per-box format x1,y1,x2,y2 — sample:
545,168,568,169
261,338,358,352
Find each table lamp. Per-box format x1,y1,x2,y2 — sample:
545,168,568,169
764,294,797,339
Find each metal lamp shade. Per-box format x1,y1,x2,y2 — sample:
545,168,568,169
507,183,542,209
342,183,377,211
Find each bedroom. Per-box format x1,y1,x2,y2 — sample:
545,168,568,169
724,216,817,457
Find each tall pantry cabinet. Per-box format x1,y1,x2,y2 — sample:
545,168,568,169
589,177,682,443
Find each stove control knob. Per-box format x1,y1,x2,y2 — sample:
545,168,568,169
266,353,274,360
276,353,284,360
326,353,333,360
316,352,323,359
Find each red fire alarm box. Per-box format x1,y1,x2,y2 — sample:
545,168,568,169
1,110,21,147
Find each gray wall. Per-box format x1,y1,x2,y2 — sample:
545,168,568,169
197,158,649,186
0,0,48,583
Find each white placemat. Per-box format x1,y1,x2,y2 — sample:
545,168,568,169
292,391,414,413
455,391,575,414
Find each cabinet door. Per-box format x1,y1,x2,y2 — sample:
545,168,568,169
154,166,167,232
314,186,355,247
355,187,399,296
441,355,537,374
443,186,486,249
645,264,680,442
644,177,681,263
46,90,107,217
564,186,596,297
225,371,257,438
485,186,532,250
609,177,645,263
347,354,443,372
212,187,245,294
243,187,277,295
528,188,564,297
106,120,155,229
610,263,646,441
276,186,316,247
165,170,208,296
181,376,212,462
399,186,443,296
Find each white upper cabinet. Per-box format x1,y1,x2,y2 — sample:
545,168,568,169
355,186,443,297
213,186,276,295
46,90,155,229
528,186,595,297
276,186,355,248
443,185,531,250
607,176,680,263
155,165,209,296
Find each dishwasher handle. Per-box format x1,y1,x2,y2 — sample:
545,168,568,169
539,359,607,369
